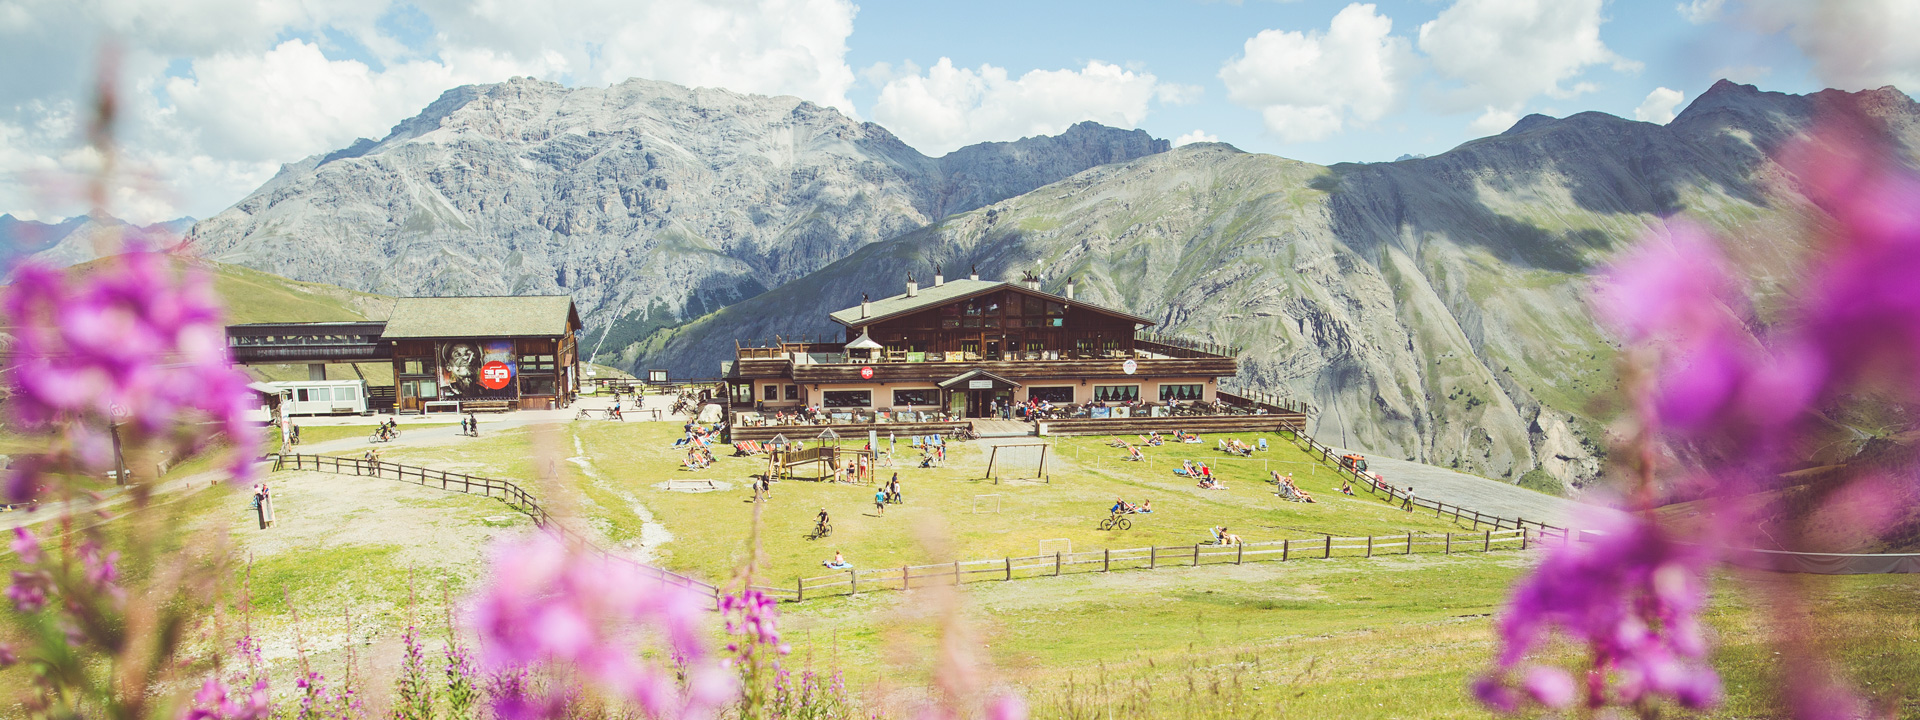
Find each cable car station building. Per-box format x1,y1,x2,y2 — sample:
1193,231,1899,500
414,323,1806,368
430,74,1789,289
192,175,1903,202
726,272,1239,420
225,295,583,414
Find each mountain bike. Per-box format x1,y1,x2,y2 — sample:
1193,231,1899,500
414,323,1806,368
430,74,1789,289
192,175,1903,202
1097,513,1132,531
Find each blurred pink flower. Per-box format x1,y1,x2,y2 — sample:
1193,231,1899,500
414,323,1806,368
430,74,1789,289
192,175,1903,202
2,252,259,486
1480,512,1718,712
470,533,735,719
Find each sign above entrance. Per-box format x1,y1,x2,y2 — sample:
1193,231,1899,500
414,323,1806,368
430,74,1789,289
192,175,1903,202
1123,359,1138,375
968,379,994,389
860,366,874,379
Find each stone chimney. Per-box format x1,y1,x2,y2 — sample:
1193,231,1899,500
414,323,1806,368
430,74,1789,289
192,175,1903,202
860,293,871,319
969,264,979,282
1024,271,1040,291
906,272,919,298
933,263,944,287
1065,276,1075,300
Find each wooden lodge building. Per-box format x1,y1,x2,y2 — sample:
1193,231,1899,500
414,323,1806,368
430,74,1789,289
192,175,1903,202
226,295,583,413
725,271,1239,419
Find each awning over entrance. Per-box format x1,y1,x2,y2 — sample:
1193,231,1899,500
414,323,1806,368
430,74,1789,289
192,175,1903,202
936,369,1023,391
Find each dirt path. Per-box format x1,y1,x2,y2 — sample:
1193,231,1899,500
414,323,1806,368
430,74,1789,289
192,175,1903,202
1326,448,1623,527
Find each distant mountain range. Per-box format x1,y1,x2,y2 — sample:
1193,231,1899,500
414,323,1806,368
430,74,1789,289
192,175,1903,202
1,214,193,268
184,76,1166,362
175,77,1920,486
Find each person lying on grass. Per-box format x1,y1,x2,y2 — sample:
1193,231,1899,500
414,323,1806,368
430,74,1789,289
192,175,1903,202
1127,445,1145,461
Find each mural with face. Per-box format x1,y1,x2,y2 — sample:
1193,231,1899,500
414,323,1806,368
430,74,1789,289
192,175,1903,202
439,340,518,399
439,342,482,396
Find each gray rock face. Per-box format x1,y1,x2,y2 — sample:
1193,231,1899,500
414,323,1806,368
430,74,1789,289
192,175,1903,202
635,81,1920,487
184,76,1166,356
2,214,192,269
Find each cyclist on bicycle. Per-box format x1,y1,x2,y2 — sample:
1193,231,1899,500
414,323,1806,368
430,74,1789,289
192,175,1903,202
815,507,831,534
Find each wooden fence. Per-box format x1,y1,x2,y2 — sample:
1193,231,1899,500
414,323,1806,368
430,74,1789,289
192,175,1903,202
1277,430,1565,535
773,527,1563,602
270,453,721,605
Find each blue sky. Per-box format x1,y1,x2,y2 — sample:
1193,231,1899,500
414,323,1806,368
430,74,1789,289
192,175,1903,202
0,0,1910,223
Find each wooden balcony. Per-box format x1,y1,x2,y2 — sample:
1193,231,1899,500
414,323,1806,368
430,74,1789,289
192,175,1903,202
783,356,1238,384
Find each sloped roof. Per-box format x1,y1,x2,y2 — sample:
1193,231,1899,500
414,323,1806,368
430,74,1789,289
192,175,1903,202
381,296,580,339
828,279,1155,328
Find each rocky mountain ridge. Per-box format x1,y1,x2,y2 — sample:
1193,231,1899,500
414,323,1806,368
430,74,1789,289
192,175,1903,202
1,214,193,269
182,76,1166,358
631,80,1920,486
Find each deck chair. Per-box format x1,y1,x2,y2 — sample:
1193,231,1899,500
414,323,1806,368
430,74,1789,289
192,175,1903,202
1257,438,1269,451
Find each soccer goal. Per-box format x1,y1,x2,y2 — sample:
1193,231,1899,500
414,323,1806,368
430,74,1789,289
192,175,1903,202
984,442,1051,484
1038,538,1072,557
972,494,1003,514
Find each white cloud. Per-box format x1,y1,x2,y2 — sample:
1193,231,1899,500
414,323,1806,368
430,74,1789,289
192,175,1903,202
165,40,543,163
1217,3,1413,143
1173,129,1219,147
0,0,863,223
1634,86,1686,124
1155,83,1204,105
870,58,1167,155
1676,0,1724,24
1736,0,1920,91
1468,107,1521,135
1418,0,1636,114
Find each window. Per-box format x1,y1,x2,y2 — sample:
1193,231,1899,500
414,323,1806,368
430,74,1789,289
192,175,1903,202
520,354,556,372
730,383,754,405
942,303,960,316
1046,301,1066,316
961,340,980,356
418,381,438,398
941,318,960,329
1025,296,1045,315
893,389,938,406
964,302,981,316
985,299,1001,314
983,318,1000,329
1004,317,1022,328
1026,340,1045,353
764,384,780,401
1102,339,1120,353
963,317,981,328
522,376,557,396
401,359,427,375
1047,318,1064,327
785,385,800,400
1028,386,1074,403
334,387,356,402
823,390,871,408
295,389,310,402
1160,384,1204,402
1092,385,1139,403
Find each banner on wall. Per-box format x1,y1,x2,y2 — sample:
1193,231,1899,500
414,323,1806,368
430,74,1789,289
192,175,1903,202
438,340,518,399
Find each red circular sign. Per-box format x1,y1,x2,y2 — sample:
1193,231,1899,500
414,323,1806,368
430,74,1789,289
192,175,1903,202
480,361,514,390
859,366,874,380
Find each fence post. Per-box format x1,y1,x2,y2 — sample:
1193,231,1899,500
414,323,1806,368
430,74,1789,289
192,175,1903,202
849,568,858,595
797,577,804,602
1521,529,1529,551
1054,551,1062,576
1282,539,1289,562
1237,543,1244,565
902,565,910,590
1484,530,1491,552
1407,531,1414,555
1005,557,1012,581
1103,549,1110,572
1193,545,1201,566
1445,533,1452,555
954,561,961,586
1149,547,1157,569
1366,535,1373,558
1325,535,1332,559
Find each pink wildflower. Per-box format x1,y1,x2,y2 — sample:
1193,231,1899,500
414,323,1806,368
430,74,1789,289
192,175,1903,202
11,528,40,564
470,533,736,718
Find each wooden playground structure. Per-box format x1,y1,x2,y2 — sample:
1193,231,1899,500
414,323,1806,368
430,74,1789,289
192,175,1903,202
763,445,889,483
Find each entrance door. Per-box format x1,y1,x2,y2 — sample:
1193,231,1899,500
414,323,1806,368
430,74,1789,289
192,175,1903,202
965,390,984,418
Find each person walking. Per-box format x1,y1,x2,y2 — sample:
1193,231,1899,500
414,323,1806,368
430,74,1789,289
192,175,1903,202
874,487,888,515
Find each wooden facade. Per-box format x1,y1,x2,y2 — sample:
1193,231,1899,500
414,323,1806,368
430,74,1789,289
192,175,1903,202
729,279,1237,418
